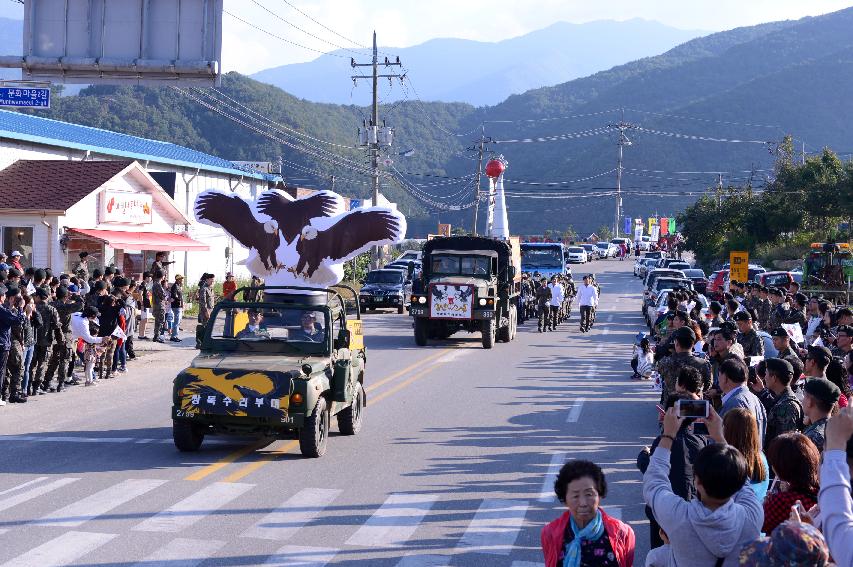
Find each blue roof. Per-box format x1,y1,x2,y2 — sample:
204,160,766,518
0,109,277,181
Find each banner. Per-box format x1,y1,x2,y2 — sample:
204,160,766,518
623,217,632,234
634,225,643,241
729,251,749,283
429,284,474,319
660,217,669,235
651,225,660,241
668,218,677,235
648,217,656,233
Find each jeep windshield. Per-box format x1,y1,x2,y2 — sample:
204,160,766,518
365,270,404,285
430,254,491,277
206,305,330,354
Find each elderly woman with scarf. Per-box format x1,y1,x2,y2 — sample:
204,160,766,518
542,459,635,567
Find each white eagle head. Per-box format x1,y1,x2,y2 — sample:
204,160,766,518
301,225,319,241
263,220,278,234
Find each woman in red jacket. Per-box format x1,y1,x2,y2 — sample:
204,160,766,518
541,460,635,567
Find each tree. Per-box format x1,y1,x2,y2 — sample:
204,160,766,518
562,226,578,243
596,225,613,242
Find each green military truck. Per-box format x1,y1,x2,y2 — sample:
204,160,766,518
409,235,522,348
172,286,366,458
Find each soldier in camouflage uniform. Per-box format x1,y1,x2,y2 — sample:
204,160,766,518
766,288,789,331
2,286,26,403
769,327,802,363
43,286,83,392
753,358,803,448
801,377,840,453
734,311,764,358
657,326,712,403
755,286,772,330
783,292,809,334
31,288,62,394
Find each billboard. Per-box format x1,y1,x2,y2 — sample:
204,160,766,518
0,0,223,86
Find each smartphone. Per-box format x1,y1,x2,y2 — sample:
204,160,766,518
676,399,710,419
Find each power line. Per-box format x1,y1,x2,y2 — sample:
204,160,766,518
223,10,347,58
279,0,367,48
624,108,783,130
494,126,616,144
249,0,362,54
634,126,772,145
484,109,622,125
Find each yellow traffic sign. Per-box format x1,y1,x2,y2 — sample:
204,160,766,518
730,251,749,283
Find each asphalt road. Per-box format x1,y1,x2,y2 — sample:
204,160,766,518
0,258,659,566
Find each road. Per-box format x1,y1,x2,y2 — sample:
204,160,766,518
0,259,659,566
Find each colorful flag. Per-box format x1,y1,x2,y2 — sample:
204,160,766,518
668,217,677,235
660,217,669,235
624,217,632,234
648,217,656,233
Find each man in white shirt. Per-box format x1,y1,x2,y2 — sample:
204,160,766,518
547,277,564,331
577,274,599,333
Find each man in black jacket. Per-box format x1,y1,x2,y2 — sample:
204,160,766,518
96,293,122,380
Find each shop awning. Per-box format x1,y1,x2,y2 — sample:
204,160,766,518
69,229,210,252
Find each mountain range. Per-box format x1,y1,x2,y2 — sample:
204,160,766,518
9,8,853,237
251,19,706,107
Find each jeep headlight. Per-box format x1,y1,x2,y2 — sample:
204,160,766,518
479,298,487,306
418,296,426,304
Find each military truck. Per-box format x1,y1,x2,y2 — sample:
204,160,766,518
172,286,366,458
802,242,852,303
409,235,521,349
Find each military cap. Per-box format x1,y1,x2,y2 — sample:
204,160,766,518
807,345,833,367
733,310,752,321
769,327,790,338
804,377,841,407
5,285,20,297
765,357,794,378
112,277,128,288
104,266,115,276
34,288,49,299
709,300,723,313
6,268,21,278
55,285,68,299
769,287,785,297
720,321,737,332
672,326,696,343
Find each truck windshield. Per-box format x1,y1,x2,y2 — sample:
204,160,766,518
521,246,562,268
365,271,404,284
208,306,329,353
431,254,491,276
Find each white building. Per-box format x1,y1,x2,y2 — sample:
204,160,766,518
0,108,283,283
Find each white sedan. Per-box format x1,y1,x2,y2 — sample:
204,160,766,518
566,246,587,264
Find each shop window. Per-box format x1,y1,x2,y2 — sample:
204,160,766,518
3,227,33,268
65,236,104,275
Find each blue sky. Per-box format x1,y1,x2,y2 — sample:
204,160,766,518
1,1,851,73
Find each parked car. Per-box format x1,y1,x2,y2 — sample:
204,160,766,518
596,242,618,258
566,246,587,264
635,257,659,278
657,257,691,269
645,278,694,323
582,243,599,260
682,268,708,294
637,235,652,251
644,268,687,290
755,271,794,289
610,237,632,254
644,250,664,260
724,265,767,291
667,261,692,271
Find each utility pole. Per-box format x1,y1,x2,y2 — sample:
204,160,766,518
470,126,492,236
608,109,637,238
717,173,723,209
352,32,403,268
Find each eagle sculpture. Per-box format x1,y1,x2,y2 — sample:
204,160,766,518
194,188,407,287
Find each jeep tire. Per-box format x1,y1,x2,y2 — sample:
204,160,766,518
338,382,364,435
299,397,330,458
172,420,204,452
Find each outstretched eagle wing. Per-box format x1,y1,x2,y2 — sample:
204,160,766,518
257,190,344,243
195,190,280,270
295,209,406,277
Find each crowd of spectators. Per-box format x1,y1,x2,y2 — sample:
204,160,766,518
0,251,202,406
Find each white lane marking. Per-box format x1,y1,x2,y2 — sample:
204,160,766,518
345,493,438,547
511,562,545,567
133,482,254,533
242,488,341,541
606,315,614,323
595,343,604,353
566,398,586,423
34,478,167,527
264,545,338,566
538,452,566,502
437,349,468,363
0,531,117,567
0,476,49,496
602,328,611,336
601,506,622,520
0,435,136,443
396,554,452,567
133,537,225,567
135,439,156,444
456,499,529,555
0,478,79,513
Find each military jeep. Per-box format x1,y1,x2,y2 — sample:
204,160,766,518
171,286,366,458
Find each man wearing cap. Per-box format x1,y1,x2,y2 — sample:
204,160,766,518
768,327,801,362
169,274,185,342
767,288,789,332
657,326,712,402
753,358,804,448
803,345,833,381
9,251,23,272
150,251,174,280
221,272,237,300
784,292,809,334
831,324,852,359
151,271,169,343
734,310,765,358
43,286,84,391
293,311,324,342
534,277,551,332
802,377,841,452
577,274,599,333
755,286,772,330
0,285,25,405
31,288,62,395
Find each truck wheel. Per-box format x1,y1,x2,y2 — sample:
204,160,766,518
299,397,329,458
497,308,512,343
414,318,429,346
337,382,364,435
397,304,404,314
172,420,204,452
482,318,496,349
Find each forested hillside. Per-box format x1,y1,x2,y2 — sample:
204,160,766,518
21,7,853,237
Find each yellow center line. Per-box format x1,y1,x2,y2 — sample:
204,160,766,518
185,347,451,482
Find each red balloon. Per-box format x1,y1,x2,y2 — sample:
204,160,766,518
485,159,506,178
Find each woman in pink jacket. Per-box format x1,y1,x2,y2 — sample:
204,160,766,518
541,459,635,567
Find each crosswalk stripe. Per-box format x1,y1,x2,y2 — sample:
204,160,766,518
0,477,79,513
242,488,342,541
345,493,438,547
133,481,253,533
456,498,528,555
33,478,167,527
0,530,117,567
0,477,49,496
263,545,338,566
538,452,565,502
566,398,586,423
395,554,452,567
132,537,226,567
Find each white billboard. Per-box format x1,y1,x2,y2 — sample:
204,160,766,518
0,0,223,86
